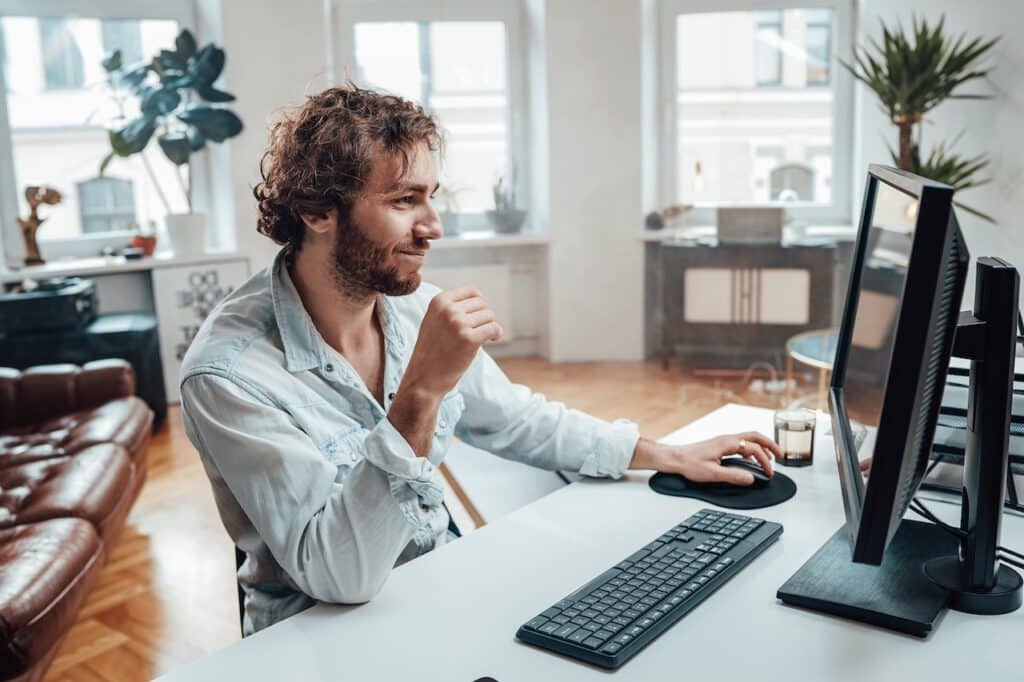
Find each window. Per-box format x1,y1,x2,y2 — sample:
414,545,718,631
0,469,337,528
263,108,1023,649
342,1,525,231
805,9,832,85
660,1,852,223
755,11,782,86
0,4,193,259
78,176,136,233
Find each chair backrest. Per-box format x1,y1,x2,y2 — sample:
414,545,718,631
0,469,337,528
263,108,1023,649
769,162,815,202
235,546,246,635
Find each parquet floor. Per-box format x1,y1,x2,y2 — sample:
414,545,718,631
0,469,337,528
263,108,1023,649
44,357,808,681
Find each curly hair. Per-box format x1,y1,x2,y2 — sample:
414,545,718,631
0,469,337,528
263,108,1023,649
253,84,443,254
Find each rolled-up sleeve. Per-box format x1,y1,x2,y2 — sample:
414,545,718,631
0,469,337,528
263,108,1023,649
453,351,639,478
181,373,445,605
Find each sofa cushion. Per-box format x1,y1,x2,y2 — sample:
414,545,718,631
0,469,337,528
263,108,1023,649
0,444,134,541
0,518,103,680
0,397,151,469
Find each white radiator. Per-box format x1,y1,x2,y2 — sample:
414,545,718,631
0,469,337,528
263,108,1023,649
421,265,513,342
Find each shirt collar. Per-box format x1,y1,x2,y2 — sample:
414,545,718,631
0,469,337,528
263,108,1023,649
270,249,408,374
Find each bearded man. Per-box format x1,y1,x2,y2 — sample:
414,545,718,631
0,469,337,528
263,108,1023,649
180,84,780,635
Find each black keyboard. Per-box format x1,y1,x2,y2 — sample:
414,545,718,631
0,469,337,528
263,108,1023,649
516,508,783,669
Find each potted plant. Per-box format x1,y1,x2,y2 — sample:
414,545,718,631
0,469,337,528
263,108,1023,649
486,166,527,234
436,180,468,236
841,16,999,221
99,28,244,255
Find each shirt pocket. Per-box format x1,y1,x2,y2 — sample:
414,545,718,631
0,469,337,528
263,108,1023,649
321,425,370,483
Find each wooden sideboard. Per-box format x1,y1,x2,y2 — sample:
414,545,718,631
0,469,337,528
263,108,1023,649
645,239,840,370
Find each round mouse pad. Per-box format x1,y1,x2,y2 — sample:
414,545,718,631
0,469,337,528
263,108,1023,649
648,470,797,509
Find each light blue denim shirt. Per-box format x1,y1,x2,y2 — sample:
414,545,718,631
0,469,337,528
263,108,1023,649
179,249,640,634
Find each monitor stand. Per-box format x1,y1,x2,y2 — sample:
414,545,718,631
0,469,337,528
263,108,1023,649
779,257,1024,634
777,519,957,637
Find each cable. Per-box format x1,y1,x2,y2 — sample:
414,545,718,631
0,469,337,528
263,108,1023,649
910,497,965,538
912,497,1024,558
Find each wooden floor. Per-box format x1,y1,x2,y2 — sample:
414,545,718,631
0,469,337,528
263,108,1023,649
46,357,812,681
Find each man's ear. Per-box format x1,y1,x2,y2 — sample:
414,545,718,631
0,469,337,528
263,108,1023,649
299,208,337,236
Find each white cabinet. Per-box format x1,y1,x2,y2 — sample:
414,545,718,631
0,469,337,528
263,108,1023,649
151,258,250,402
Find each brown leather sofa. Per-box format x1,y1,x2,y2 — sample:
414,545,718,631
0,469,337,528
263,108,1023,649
0,360,153,682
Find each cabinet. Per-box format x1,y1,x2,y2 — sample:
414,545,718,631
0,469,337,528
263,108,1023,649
645,241,837,369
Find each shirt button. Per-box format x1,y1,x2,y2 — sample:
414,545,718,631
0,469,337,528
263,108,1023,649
324,363,334,373
349,452,357,462
439,420,447,430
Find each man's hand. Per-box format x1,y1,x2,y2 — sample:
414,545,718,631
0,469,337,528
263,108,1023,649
630,432,783,486
389,286,503,456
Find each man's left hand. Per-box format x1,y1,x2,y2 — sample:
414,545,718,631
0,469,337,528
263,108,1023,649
629,433,782,486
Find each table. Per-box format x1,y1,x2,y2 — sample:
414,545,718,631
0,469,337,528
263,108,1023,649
785,328,838,408
156,404,1024,681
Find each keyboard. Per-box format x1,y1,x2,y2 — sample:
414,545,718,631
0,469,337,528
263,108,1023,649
516,508,783,669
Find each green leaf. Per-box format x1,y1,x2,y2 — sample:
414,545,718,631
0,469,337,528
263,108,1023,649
187,44,226,87
114,62,150,90
175,29,198,61
195,85,236,103
109,117,156,157
140,86,181,116
155,49,186,72
186,126,206,151
158,132,192,165
176,105,243,142
101,49,122,72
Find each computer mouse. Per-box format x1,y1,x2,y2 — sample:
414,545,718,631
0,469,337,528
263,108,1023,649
713,458,772,489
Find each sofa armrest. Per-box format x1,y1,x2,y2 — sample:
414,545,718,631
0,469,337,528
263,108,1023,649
0,360,136,428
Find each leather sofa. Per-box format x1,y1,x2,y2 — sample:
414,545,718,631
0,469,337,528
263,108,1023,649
0,360,153,681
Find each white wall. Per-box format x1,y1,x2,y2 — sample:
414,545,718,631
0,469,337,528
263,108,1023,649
854,1,1024,300
205,0,330,274
540,0,645,361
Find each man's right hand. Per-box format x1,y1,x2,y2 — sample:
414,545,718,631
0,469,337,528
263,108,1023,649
402,285,503,398
388,286,503,456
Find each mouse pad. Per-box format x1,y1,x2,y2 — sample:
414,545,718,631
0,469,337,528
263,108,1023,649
648,470,797,509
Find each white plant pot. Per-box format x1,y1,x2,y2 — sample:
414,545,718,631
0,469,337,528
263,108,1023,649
164,212,207,258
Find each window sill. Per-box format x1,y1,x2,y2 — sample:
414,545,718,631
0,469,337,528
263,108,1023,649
638,224,855,244
433,231,550,249
0,250,247,284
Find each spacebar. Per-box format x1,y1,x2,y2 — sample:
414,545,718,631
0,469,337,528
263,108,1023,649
565,568,620,603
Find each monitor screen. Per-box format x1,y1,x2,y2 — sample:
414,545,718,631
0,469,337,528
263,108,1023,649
845,182,919,451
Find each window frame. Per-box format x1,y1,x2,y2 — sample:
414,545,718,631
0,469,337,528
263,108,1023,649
0,0,198,265
658,0,854,226
336,0,528,233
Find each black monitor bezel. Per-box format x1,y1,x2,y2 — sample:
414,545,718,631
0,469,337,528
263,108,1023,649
829,164,965,564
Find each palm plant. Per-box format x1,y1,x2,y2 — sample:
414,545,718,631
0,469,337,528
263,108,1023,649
841,15,999,220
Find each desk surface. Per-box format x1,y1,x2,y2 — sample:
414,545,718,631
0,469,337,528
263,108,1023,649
156,404,1024,682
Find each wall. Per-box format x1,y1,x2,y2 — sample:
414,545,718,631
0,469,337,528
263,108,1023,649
203,0,330,275
854,1,1024,300
540,0,646,361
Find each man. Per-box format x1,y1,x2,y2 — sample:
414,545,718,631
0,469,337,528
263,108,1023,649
180,84,782,635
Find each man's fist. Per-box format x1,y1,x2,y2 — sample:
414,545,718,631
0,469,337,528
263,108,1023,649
401,285,503,398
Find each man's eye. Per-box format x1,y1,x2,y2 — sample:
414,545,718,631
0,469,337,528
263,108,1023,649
395,195,416,205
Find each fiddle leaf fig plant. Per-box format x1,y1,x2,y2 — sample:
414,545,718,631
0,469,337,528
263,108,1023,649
99,28,243,212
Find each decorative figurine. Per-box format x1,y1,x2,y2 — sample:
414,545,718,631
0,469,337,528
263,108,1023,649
17,186,62,266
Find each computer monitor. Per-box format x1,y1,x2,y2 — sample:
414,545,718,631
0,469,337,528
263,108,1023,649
778,164,1022,634
830,164,968,564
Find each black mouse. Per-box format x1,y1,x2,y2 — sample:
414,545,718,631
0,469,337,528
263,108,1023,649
697,458,772,490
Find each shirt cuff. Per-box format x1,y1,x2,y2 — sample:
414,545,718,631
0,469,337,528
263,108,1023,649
362,417,445,528
578,418,640,479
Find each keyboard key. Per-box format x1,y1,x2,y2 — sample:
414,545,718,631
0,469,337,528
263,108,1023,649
554,624,578,639
583,636,605,649
525,617,547,630
539,622,560,635
541,607,562,619
568,630,589,643
601,642,624,655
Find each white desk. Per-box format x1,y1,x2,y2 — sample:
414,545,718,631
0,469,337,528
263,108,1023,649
156,404,1024,681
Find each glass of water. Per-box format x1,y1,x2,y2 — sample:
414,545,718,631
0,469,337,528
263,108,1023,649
773,408,817,467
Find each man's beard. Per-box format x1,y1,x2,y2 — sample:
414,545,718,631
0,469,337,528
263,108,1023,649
330,216,424,299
